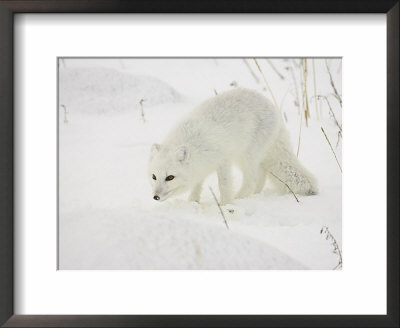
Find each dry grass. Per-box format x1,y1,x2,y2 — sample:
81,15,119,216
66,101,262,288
139,98,147,123
265,59,285,80
320,226,342,270
296,110,303,157
284,61,301,113
312,59,320,120
269,172,300,203
324,96,342,132
61,104,68,124
336,130,342,149
325,59,342,108
208,187,230,230
302,59,310,127
242,58,260,84
321,127,342,173
253,58,279,110
279,88,291,113
289,61,301,111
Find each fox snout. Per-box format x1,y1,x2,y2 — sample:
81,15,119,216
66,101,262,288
153,187,162,201
153,186,166,201
152,186,174,201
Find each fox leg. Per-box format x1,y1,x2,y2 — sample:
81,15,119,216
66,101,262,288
188,181,203,203
236,159,259,199
217,162,233,205
254,165,267,194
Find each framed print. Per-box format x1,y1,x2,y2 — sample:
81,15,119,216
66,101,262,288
0,1,398,327
57,57,341,271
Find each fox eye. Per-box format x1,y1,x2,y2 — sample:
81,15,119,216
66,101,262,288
152,174,156,180
165,175,175,181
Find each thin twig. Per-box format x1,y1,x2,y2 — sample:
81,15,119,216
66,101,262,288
242,58,260,84
313,95,342,132
297,110,303,157
209,187,229,230
302,59,310,127
269,172,300,203
139,98,147,123
312,59,320,120
292,59,302,68
61,104,68,124
213,88,218,96
321,127,342,173
320,226,342,270
324,96,342,132
253,58,279,110
285,62,300,112
279,88,292,112
336,130,342,149
265,59,285,80
325,59,342,108
331,93,342,105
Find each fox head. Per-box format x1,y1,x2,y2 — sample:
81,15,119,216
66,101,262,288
148,143,191,201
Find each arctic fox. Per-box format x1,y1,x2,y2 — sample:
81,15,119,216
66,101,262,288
148,88,317,205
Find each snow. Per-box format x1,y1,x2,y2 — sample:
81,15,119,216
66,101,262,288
59,58,342,270
59,66,181,114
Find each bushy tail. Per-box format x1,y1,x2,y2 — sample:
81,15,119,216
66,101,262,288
264,129,318,195
268,156,318,195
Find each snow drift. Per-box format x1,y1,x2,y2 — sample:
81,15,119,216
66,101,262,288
59,67,181,114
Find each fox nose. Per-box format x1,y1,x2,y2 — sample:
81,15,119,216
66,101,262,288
153,195,160,201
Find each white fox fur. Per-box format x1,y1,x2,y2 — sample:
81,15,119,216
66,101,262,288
148,88,318,204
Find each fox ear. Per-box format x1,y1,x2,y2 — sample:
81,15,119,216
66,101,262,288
150,143,161,157
176,146,189,162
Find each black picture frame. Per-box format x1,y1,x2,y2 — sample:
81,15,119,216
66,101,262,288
0,1,398,327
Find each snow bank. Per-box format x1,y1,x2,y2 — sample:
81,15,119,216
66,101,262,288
60,208,305,270
59,67,181,114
